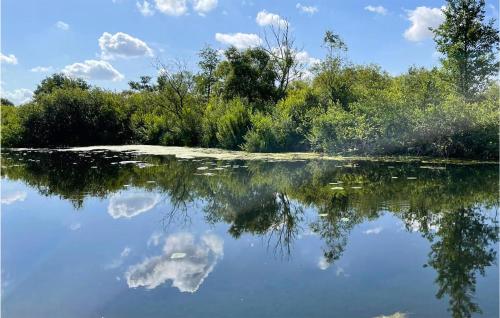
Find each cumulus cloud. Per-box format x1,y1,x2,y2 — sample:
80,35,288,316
107,192,161,218
30,66,53,73
295,50,320,80
215,32,262,49
256,10,287,28
363,226,383,235
193,0,217,15
1,191,27,205
364,5,387,15
404,6,444,42
155,0,188,16
296,50,320,66
1,53,18,65
148,232,163,247
126,233,224,292
296,3,318,15
55,21,69,30
1,89,33,105
62,59,124,81
137,0,155,16
99,32,153,60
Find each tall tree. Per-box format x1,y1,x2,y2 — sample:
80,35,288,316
197,45,220,101
433,0,499,101
261,19,302,100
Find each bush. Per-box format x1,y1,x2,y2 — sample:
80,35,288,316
18,88,131,147
1,105,23,147
243,113,281,152
215,98,250,149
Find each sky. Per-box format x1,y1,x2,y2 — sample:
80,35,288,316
1,0,498,104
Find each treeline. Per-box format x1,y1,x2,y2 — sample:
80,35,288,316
1,0,498,159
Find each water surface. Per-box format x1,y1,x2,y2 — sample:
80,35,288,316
1,149,498,318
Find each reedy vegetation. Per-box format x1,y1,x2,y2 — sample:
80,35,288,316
1,0,498,159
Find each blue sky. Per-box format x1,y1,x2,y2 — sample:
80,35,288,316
1,0,498,104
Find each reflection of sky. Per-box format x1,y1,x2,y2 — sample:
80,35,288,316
126,233,224,293
1,177,498,318
1,191,27,205
107,191,161,219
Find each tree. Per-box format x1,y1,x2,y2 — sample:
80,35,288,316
261,19,302,100
1,98,14,106
218,47,278,105
33,73,90,98
128,76,156,92
312,30,353,111
197,45,220,101
433,0,499,101
154,59,195,120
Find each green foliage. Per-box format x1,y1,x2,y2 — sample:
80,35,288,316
197,45,220,100
218,47,278,105
1,98,14,106
33,73,90,98
214,98,250,149
18,88,131,146
1,105,23,147
3,24,498,159
433,0,499,100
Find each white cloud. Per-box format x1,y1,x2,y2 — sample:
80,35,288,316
107,192,161,218
363,226,383,235
55,21,69,30
137,0,155,16
1,191,27,205
256,10,287,28
296,50,320,66
155,0,188,16
62,59,124,81
99,32,153,60
126,233,224,292
364,5,387,15
404,6,444,42
296,3,318,15
1,89,33,105
1,53,18,65
193,0,217,15
30,66,53,73
215,32,262,49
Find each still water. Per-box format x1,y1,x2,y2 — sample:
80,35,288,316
1,149,498,318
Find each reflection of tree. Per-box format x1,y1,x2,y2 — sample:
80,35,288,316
203,185,303,258
426,206,498,318
3,150,500,311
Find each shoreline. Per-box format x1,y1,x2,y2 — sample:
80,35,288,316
3,145,498,165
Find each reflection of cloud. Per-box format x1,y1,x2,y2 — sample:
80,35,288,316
1,191,27,205
363,227,382,235
335,266,350,277
407,220,439,233
69,223,81,231
317,256,330,270
108,192,160,219
106,246,132,269
374,312,408,318
126,233,223,293
147,232,163,247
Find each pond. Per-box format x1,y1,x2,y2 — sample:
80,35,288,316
1,149,498,318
